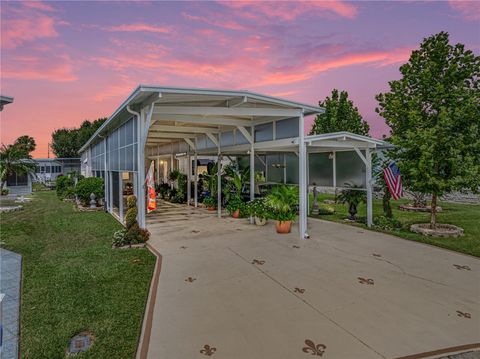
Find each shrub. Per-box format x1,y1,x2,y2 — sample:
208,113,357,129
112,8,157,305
113,194,149,247
203,196,216,208
317,205,335,215
75,177,104,205
246,198,270,219
126,195,137,210
125,223,150,244
1,187,9,196
112,229,128,247
125,207,138,228
56,175,74,199
374,216,403,231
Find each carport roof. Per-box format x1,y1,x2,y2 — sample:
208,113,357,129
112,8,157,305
79,85,323,152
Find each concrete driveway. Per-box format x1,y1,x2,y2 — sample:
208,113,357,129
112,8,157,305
145,205,480,359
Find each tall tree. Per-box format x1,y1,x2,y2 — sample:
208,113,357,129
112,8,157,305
376,32,480,228
309,89,370,136
13,135,36,156
51,118,106,158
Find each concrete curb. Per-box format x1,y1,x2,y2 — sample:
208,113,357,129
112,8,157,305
135,242,163,359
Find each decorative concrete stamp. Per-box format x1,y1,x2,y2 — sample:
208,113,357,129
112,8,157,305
251,259,265,265
357,277,374,285
302,339,326,356
68,332,94,354
200,344,217,356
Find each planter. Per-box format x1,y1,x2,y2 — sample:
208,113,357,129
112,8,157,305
207,206,216,211
254,216,267,226
275,220,292,233
232,209,240,218
410,223,464,238
399,204,443,212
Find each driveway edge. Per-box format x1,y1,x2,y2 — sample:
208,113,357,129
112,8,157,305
136,242,163,359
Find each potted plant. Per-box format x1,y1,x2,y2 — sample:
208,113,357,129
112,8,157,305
337,186,366,220
226,196,244,218
266,185,298,233
203,196,216,211
224,167,245,218
247,198,269,226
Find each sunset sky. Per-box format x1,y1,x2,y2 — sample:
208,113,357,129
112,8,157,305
1,1,479,158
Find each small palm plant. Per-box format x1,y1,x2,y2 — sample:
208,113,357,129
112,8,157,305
266,185,299,233
337,185,366,220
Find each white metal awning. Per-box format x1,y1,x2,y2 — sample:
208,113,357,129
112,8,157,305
79,85,323,152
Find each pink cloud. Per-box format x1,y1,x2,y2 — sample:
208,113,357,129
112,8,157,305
182,12,247,30
21,1,57,12
219,0,358,20
2,15,58,48
103,23,172,34
2,54,77,82
448,0,480,21
255,47,412,86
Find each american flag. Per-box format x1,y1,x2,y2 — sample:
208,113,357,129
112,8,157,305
383,162,403,200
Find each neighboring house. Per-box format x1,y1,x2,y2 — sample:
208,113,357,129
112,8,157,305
5,158,81,194
34,158,81,184
4,168,33,195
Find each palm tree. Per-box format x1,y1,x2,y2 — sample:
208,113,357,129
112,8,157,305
0,144,36,190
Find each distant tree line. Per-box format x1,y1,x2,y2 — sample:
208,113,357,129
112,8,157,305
51,118,106,158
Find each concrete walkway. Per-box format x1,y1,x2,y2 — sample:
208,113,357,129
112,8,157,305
146,205,480,358
0,248,22,359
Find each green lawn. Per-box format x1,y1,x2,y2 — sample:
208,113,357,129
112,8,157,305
0,191,156,358
311,194,480,257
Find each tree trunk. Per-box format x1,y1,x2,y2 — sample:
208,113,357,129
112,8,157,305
430,192,437,229
383,187,393,218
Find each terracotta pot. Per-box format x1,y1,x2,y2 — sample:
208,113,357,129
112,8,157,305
254,216,267,226
232,209,240,218
275,220,292,233
207,206,216,211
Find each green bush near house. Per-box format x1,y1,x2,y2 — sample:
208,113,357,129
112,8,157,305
75,177,104,205
113,195,150,247
55,175,75,199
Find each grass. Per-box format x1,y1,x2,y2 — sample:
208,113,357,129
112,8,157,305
0,191,156,359
311,194,480,257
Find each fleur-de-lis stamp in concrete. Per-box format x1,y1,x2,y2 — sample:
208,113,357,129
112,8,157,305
358,277,374,285
252,259,265,265
294,287,305,294
185,277,196,283
302,339,326,356
372,253,382,257
456,310,471,319
200,344,217,356
293,245,300,249
180,246,187,249
453,264,471,271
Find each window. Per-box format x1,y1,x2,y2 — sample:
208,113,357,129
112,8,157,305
6,171,28,186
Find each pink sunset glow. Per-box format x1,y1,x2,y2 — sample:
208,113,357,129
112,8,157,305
1,1,478,158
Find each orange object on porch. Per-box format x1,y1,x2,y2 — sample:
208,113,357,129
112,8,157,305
146,161,157,213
